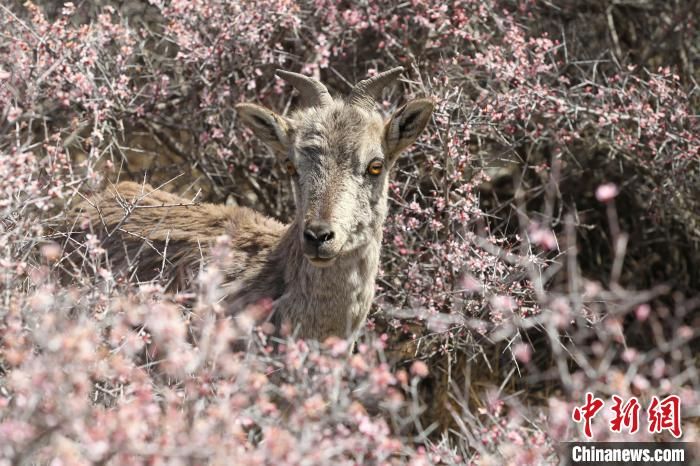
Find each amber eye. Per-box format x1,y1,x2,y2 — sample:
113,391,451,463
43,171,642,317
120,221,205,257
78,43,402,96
367,159,384,176
285,160,297,176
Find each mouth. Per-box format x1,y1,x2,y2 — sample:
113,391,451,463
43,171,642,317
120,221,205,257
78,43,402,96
305,255,337,267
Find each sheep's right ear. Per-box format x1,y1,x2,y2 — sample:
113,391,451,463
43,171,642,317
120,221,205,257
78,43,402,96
383,98,434,160
235,103,291,156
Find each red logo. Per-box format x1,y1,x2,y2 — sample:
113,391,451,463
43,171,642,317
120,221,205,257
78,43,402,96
647,395,682,438
572,392,605,439
572,393,682,439
610,395,640,434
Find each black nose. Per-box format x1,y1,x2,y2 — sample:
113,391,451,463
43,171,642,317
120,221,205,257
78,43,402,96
303,221,335,247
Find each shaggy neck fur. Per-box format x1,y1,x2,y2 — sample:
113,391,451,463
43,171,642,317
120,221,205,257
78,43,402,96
256,220,382,341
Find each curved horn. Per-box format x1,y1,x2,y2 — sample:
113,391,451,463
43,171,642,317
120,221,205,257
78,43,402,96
349,67,404,110
275,70,333,108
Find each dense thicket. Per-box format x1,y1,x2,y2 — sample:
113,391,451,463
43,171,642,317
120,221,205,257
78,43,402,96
1,1,697,463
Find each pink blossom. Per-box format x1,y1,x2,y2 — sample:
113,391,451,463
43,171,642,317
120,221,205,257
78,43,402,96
635,304,651,321
595,183,619,202
7,106,22,123
513,343,532,364
529,224,557,250
410,360,430,378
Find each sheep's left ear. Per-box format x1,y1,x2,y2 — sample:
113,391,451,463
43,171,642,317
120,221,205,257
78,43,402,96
383,98,434,159
235,103,292,159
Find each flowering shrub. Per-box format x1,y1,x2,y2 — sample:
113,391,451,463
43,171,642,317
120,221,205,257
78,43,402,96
0,282,432,464
1,0,698,463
